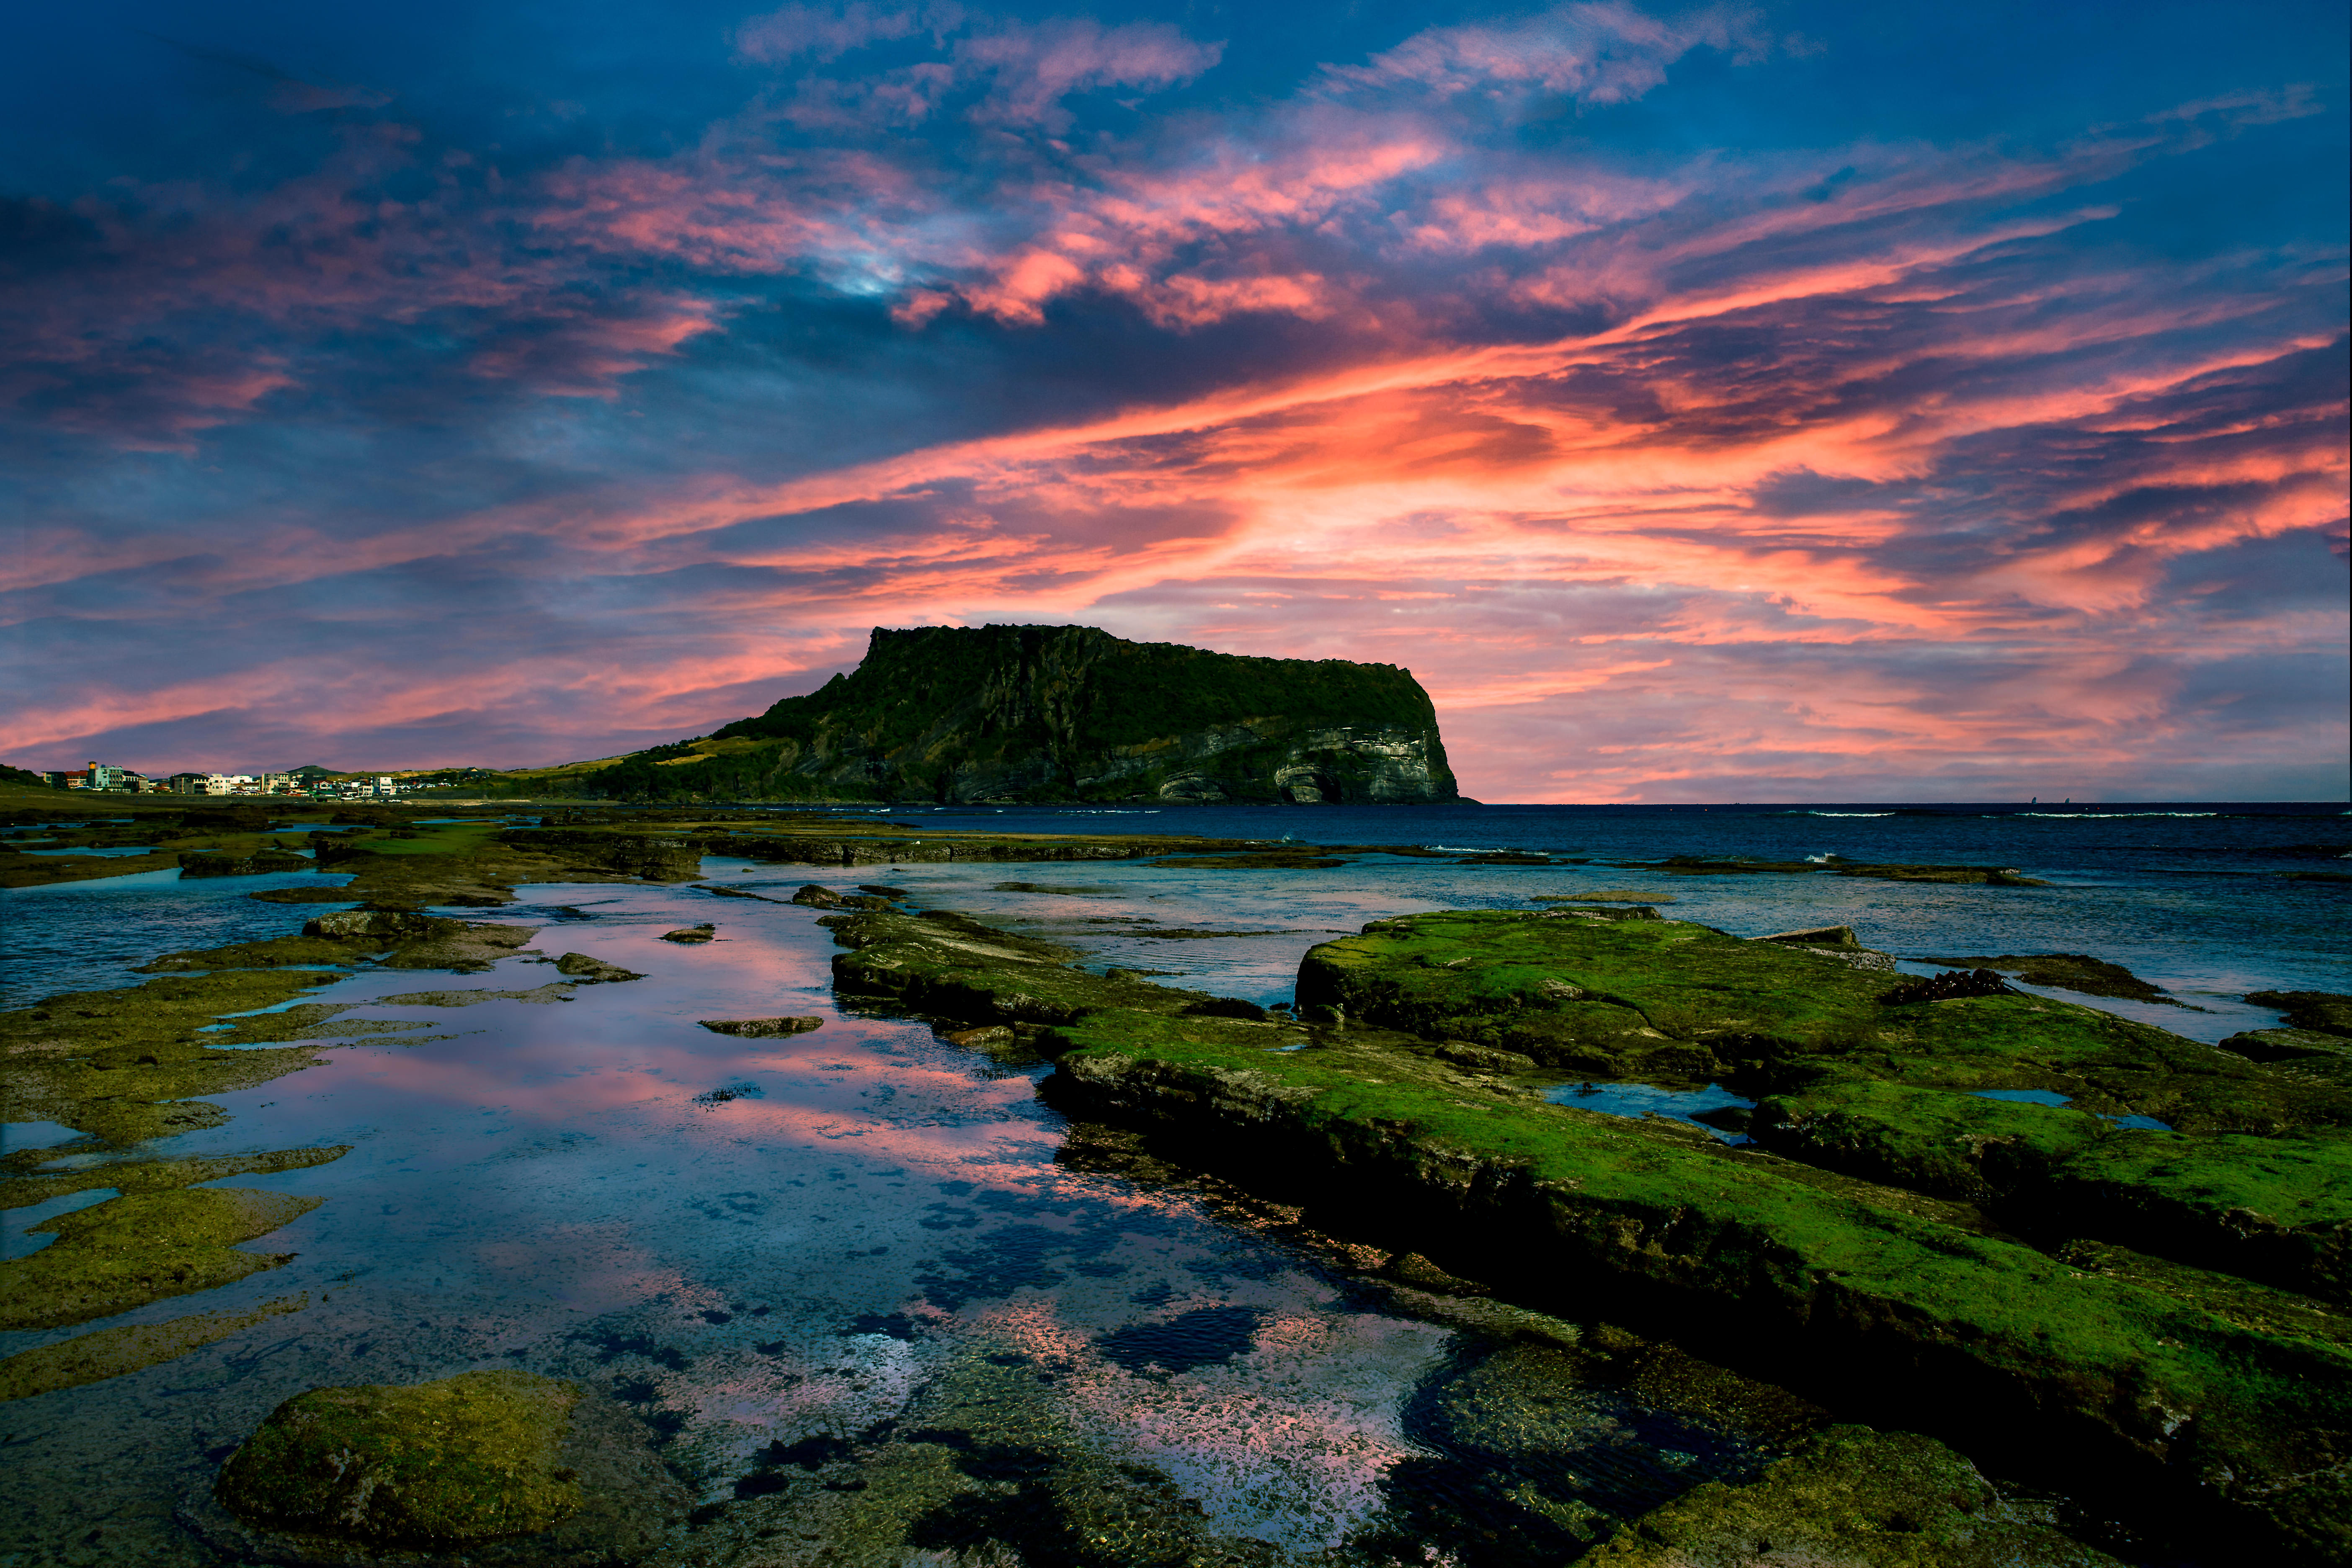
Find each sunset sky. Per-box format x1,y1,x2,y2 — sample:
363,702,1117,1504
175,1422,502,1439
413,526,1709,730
6,1,2346,801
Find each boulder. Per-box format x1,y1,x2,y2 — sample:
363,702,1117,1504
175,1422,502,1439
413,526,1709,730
552,953,643,983
194,1369,687,1564
659,924,717,944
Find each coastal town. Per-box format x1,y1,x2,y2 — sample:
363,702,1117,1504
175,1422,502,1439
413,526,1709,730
23,761,500,799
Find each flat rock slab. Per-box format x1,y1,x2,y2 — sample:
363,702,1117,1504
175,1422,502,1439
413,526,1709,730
699,1016,823,1037
659,924,716,943
375,985,578,1007
551,954,642,983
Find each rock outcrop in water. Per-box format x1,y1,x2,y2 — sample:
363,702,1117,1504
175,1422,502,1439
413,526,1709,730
571,624,1461,805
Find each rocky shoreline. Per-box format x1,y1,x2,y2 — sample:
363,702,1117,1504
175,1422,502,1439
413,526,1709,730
822,898,2352,1562
5,812,2347,1564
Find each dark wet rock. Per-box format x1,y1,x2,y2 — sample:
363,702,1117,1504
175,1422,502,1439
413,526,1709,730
552,953,642,984
178,848,312,878
375,985,577,1008
1383,1251,1491,1295
2247,990,2352,1038
1759,924,1857,946
792,883,847,906
858,884,911,898
699,1016,823,1037
1147,850,1352,869
304,910,466,942
699,883,784,900
1635,856,2051,886
1836,862,2050,886
1931,952,2175,1003
1125,926,1290,940
1178,996,1269,1021
659,924,717,943
248,885,371,903
1880,968,2017,1004
1572,1424,2126,1566
191,1370,688,1564
1533,891,1674,903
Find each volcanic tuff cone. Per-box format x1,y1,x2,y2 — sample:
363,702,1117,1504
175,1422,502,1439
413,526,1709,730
580,624,1461,805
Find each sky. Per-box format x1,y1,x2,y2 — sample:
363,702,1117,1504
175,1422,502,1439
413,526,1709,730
3,1,2346,802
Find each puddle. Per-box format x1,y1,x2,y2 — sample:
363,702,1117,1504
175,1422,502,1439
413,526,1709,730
3,1120,93,1153
1545,1081,1755,1143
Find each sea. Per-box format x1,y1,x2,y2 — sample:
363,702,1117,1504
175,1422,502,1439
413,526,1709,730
2,802,2345,1566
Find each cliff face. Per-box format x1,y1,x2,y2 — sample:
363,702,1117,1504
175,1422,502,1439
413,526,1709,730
587,625,1460,805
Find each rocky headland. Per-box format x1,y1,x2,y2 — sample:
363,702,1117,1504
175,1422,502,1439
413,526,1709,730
544,624,1460,805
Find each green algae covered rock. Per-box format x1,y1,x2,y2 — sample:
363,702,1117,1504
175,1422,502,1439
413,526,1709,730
1573,1425,2124,1566
199,1369,691,1563
2043,1128,2352,1304
217,1371,583,1545
1,1187,321,1331
825,899,2352,1555
1750,1079,2111,1200
1295,909,2350,1133
0,1293,307,1402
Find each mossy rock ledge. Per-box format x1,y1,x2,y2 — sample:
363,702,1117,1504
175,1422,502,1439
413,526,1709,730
186,1370,689,1566
1573,1425,2125,1566
819,902,2352,1559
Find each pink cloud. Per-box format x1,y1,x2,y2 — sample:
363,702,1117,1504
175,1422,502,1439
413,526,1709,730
1318,2,1766,108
